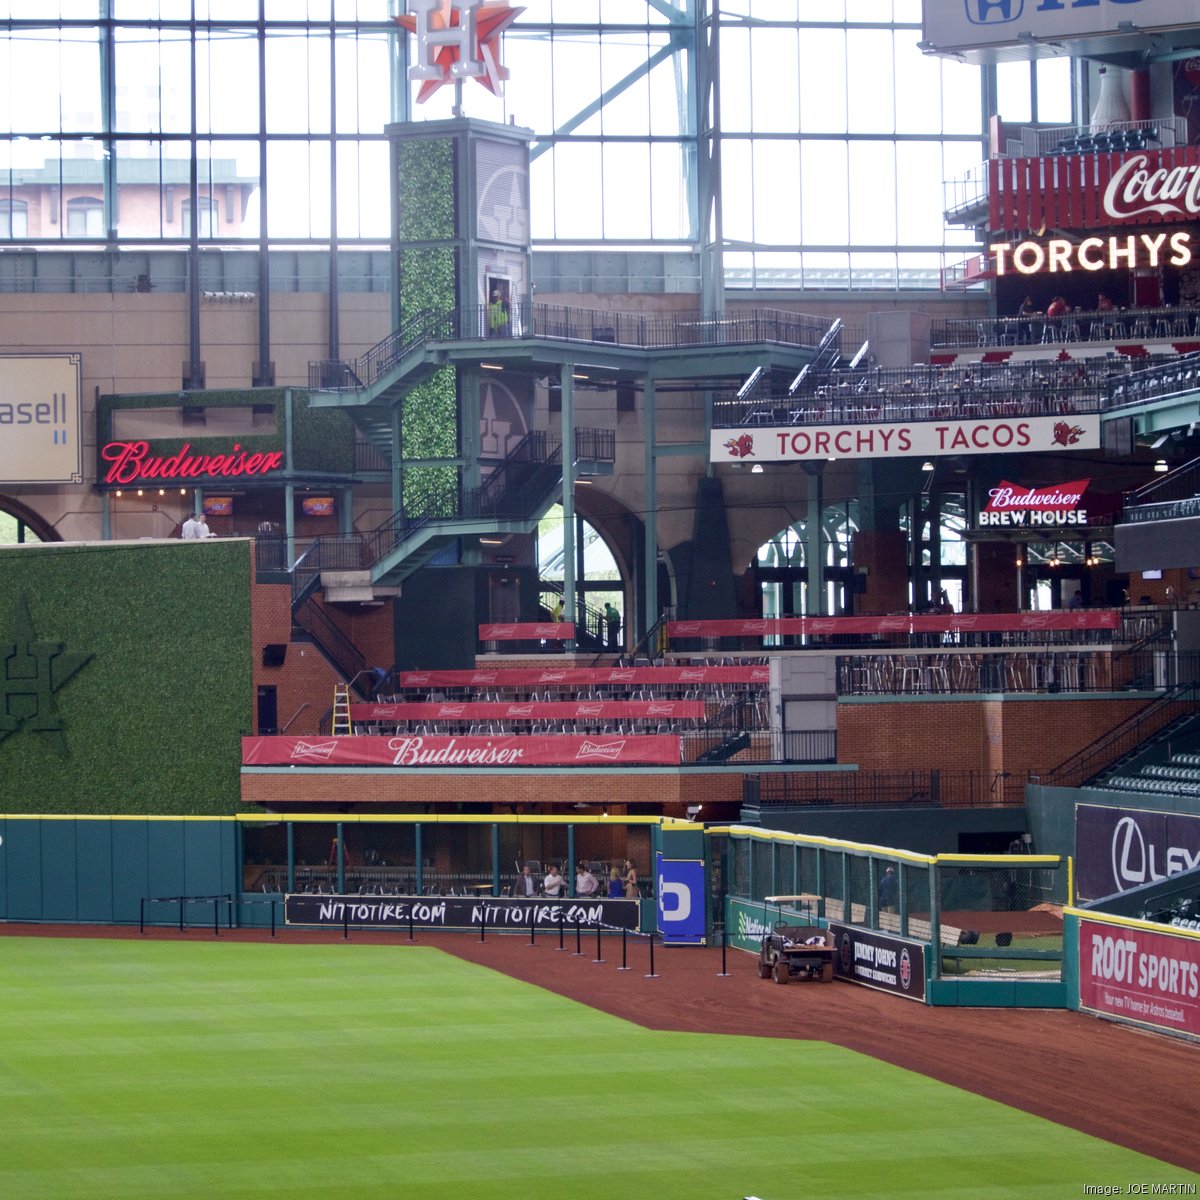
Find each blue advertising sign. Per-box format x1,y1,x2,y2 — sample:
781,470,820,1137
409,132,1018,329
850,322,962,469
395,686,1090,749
656,853,706,943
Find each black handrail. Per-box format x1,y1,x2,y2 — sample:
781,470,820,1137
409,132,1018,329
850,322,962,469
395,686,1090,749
309,302,836,393
293,596,368,691
1034,681,1200,789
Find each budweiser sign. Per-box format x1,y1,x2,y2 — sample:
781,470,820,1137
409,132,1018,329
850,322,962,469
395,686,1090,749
101,440,283,486
978,478,1091,528
1104,154,1200,221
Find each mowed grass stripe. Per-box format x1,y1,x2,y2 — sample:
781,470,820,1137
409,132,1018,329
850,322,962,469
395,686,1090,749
0,937,1192,1200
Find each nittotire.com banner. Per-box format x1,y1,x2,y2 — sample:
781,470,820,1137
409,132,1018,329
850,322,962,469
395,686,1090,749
284,894,639,931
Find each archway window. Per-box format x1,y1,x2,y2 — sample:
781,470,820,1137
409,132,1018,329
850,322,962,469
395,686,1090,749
0,506,47,545
66,197,104,237
536,504,623,635
756,500,860,634
0,199,28,237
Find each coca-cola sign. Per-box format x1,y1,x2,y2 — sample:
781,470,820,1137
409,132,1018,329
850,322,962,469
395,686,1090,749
1103,154,1200,222
100,439,283,486
990,146,1200,234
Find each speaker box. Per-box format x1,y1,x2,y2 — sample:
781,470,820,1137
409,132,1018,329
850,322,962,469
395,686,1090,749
262,643,287,667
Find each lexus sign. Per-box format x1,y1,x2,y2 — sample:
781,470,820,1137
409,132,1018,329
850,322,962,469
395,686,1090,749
1075,804,1200,902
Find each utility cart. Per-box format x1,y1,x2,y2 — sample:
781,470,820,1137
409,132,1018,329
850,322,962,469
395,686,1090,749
757,923,835,984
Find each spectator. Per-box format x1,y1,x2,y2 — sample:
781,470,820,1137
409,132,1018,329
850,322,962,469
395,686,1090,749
514,865,538,898
622,859,639,900
1045,295,1070,319
1017,296,1040,344
181,513,201,539
604,602,621,650
1068,588,1083,610
607,867,623,898
575,863,599,896
878,865,898,912
543,864,567,898
487,285,510,337
552,597,564,622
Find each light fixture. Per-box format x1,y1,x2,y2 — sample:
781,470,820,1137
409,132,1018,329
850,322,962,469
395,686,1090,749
136,489,144,496
479,537,504,545
1154,459,1169,473
114,489,122,498
158,489,165,496
480,362,504,371
736,366,765,400
750,463,764,474
921,460,935,472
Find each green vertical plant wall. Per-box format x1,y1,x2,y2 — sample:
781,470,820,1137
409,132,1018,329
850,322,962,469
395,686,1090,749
0,540,251,814
396,136,459,519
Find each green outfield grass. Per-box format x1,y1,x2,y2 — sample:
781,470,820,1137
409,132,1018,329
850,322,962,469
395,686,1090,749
0,937,1193,1199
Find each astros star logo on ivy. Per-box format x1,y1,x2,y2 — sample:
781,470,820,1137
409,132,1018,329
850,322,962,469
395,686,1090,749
396,0,524,104
1,593,92,756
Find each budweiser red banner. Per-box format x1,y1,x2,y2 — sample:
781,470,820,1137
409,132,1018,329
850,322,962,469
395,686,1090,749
350,700,706,722
989,146,1200,235
1078,919,1200,1038
242,733,682,767
478,622,575,640
395,665,770,688
666,611,1120,638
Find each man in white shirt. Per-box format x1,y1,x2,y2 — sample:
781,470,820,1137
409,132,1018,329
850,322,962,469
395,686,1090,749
196,513,213,538
575,864,598,896
543,865,567,898
181,513,201,539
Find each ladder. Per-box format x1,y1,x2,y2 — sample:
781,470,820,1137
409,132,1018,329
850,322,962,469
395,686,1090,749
332,683,351,736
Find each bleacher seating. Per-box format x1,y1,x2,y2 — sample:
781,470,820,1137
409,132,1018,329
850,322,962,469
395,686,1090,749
1102,751,1200,797
1051,127,1158,156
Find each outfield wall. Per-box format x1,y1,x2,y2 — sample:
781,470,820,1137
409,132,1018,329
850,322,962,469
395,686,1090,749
0,813,696,931
0,816,240,924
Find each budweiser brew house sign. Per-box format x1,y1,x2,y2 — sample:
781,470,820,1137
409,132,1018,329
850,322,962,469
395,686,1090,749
100,440,284,486
976,479,1091,529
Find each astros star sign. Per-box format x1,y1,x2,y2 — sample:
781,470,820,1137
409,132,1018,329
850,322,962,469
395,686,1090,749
396,0,524,104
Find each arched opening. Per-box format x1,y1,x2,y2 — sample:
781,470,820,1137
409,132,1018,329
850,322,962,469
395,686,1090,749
899,488,968,612
0,497,57,545
755,498,860,636
537,503,625,647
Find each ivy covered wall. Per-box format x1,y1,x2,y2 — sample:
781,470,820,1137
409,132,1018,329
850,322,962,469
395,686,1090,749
396,136,459,518
97,388,355,478
0,540,252,814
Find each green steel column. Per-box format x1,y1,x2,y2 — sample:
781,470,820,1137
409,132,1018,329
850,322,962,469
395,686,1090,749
414,824,423,895
806,467,823,613
567,825,576,894
642,376,658,636
491,823,500,895
561,367,576,648
286,822,295,893
335,821,345,894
